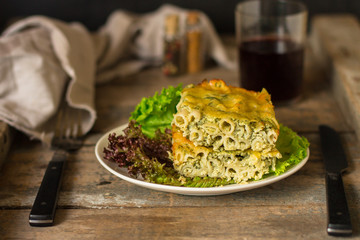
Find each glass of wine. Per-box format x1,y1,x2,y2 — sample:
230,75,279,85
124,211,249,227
236,0,308,103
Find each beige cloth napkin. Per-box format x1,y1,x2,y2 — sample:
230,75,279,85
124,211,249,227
0,18,96,144
0,4,235,144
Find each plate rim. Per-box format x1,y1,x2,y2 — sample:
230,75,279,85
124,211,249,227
95,124,310,195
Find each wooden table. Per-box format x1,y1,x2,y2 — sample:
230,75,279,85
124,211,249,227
0,33,359,239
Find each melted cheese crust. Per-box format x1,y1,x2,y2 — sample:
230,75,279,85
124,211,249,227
178,79,279,129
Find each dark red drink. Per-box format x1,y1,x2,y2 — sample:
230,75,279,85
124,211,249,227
239,37,304,102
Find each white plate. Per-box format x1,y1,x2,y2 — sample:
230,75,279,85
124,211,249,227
95,124,310,196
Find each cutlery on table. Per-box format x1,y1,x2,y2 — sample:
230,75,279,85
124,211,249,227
319,125,352,236
29,104,83,227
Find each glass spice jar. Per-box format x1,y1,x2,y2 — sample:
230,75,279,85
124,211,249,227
162,14,183,76
186,11,205,73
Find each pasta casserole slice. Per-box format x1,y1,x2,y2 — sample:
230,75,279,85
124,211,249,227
171,79,282,183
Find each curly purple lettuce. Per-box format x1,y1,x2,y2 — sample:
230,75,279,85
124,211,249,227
103,120,233,187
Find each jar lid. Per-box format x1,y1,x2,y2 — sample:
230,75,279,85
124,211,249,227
165,14,179,36
187,11,200,25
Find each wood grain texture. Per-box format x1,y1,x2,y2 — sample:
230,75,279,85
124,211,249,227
310,14,360,140
0,207,331,240
0,121,14,169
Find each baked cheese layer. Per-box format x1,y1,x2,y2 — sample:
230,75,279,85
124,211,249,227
172,79,280,152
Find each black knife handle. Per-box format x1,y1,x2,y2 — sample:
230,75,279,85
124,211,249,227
29,150,67,227
325,172,352,236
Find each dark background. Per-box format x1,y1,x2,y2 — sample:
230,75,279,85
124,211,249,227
1,0,359,33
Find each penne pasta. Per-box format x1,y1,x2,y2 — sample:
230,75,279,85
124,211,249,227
172,127,281,183
219,119,235,134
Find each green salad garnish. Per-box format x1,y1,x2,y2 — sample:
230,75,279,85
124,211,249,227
104,85,309,187
274,125,310,175
130,84,182,138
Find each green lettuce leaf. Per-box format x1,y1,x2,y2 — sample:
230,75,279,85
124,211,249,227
274,124,310,175
130,84,182,138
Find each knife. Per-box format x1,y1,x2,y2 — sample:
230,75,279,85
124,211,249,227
29,151,67,227
319,125,352,236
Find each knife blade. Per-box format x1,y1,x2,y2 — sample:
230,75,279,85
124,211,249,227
319,125,352,236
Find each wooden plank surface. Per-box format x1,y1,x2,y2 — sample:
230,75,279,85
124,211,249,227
0,121,14,169
0,207,330,240
310,14,360,140
0,30,360,239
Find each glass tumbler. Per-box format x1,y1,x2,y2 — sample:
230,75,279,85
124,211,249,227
236,0,308,103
